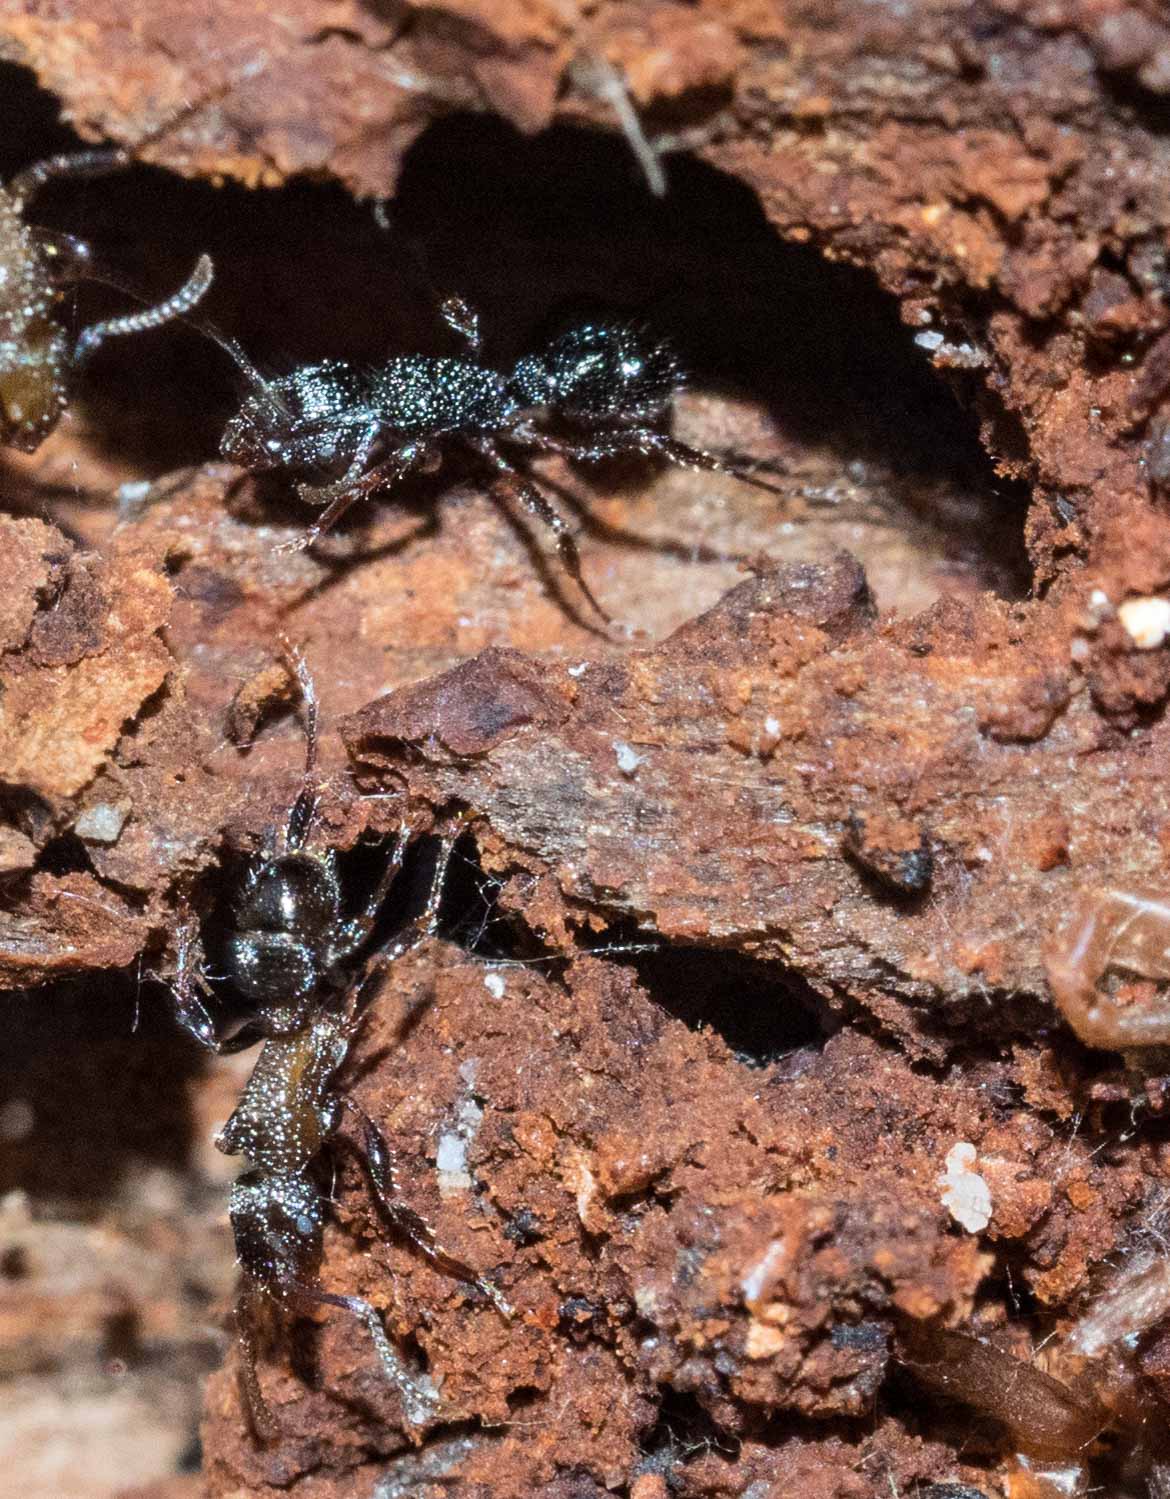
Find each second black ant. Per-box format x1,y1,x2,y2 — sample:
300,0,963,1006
168,648,510,1440
208,297,783,623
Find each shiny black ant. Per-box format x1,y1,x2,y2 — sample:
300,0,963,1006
169,648,389,1054
209,299,782,621
168,649,510,1439
0,117,216,452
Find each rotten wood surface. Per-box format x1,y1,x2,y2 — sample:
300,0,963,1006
2,1,1170,1495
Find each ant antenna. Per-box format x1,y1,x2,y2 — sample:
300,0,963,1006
279,639,320,853
568,52,667,198
191,316,269,390
73,252,215,365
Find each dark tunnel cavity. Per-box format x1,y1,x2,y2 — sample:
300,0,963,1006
0,66,1029,593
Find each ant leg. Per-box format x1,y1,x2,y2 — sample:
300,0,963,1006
235,1290,279,1442
72,253,215,366
439,296,481,357
340,832,458,1028
470,436,613,624
165,900,266,1055
166,902,221,1052
285,1280,439,1433
282,442,424,554
342,1095,512,1319
514,424,785,496
277,639,321,854
332,820,416,963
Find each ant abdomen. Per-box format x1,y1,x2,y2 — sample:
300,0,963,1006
511,321,680,426
0,189,70,450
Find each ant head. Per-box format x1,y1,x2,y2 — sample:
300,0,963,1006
512,322,681,427
224,852,340,1014
219,361,358,475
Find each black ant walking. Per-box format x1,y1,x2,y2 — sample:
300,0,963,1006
210,297,782,622
0,113,217,452
168,649,510,1440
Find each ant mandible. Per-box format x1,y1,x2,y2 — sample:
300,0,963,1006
168,649,510,1440
210,297,783,622
0,114,215,452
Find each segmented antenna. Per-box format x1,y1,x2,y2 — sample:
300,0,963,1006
72,251,215,365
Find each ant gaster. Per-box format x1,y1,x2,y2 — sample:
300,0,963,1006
212,298,782,621
0,118,215,451
170,650,510,1439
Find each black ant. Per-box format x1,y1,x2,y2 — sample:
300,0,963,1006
168,649,510,1439
209,298,782,622
0,121,216,452
169,649,391,1054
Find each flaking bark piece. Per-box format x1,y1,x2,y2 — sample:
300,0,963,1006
341,553,1156,1043
0,519,171,801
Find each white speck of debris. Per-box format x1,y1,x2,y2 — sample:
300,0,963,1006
1119,595,1170,650
914,328,987,368
74,802,129,845
567,662,589,677
437,1083,483,1197
614,740,644,774
571,1150,598,1225
483,971,506,999
1088,587,1113,617
740,1240,790,1310
939,1141,992,1233
764,716,781,737
436,1132,471,1192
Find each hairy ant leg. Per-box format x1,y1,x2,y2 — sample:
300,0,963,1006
285,443,428,553
234,1289,280,1443
330,820,418,962
334,826,458,1038
167,904,266,1054
511,421,785,497
470,434,613,625
330,827,513,1317
229,1162,439,1440
341,1095,513,1319
287,1281,440,1433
